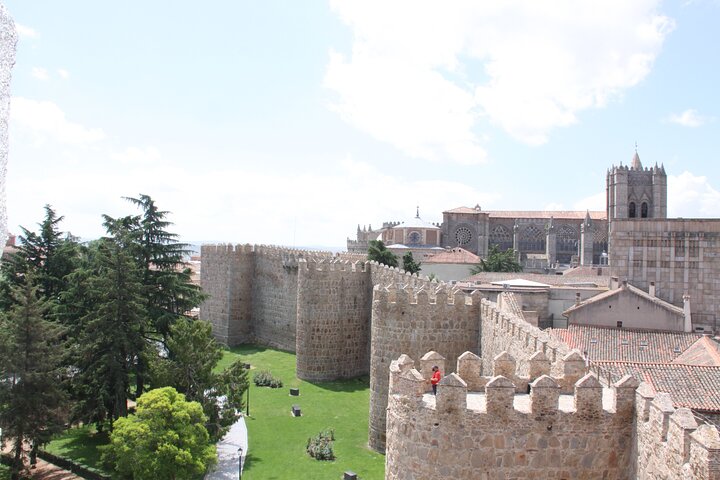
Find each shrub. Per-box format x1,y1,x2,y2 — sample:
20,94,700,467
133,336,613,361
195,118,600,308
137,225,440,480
306,428,335,461
252,370,283,388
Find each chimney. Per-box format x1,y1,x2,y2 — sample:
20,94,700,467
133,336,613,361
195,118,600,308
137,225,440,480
610,276,619,290
648,282,656,297
575,292,581,306
683,294,692,333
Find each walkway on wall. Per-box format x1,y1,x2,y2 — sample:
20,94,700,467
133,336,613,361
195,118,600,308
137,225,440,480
205,415,248,480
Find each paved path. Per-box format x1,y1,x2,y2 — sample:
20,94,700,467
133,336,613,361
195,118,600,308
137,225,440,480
205,415,249,480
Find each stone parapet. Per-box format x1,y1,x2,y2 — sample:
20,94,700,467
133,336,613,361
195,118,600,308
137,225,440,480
385,353,639,480
635,385,720,479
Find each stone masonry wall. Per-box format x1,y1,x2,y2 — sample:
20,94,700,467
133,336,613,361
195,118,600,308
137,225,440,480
368,278,481,452
634,384,720,479
250,247,302,351
200,244,254,345
384,354,639,480
295,258,373,381
481,295,572,378
610,218,720,331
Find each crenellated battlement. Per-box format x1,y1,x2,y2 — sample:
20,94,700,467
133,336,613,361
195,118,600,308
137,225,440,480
373,282,477,306
635,383,720,479
385,351,640,480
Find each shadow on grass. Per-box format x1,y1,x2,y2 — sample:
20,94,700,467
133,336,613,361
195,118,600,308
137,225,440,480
46,427,109,472
227,344,269,356
308,376,370,393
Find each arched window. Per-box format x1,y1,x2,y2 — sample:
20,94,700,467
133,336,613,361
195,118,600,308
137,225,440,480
641,202,648,218
629,202,636,218
489,225,513,252
519,224,545,253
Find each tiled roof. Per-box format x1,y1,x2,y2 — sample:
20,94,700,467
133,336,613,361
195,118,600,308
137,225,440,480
485,210,606,220
424,247,481,264
595,361,720,413
672,336,720,366
444,206,482,214
563,283,684,318
548,325,701,363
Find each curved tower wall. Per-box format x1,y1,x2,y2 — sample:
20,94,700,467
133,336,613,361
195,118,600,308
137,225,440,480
368,282,481,452
295,259,373,381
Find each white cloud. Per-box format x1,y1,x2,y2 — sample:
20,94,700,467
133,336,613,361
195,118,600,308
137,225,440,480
31,67,48,80
573,191,606,212
668,172,720,217
111,146,163,165
15,23,37,38
326,1,674,158
10,97,106,145
57,69,70,80
666,109,708,127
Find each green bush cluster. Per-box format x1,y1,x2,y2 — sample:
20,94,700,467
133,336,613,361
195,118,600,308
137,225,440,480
306,428,335,461
252,370,283,388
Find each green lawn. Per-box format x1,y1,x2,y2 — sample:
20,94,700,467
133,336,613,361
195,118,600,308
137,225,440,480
44,425,108,474
219,345,385,480
44,345,385,479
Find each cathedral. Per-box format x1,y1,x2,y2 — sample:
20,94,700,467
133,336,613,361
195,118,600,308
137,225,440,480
349,151,667,268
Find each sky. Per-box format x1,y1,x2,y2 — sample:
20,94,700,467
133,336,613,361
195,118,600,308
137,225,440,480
3,0,720,249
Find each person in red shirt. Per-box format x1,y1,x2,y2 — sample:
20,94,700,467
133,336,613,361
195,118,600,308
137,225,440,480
430,365,441,395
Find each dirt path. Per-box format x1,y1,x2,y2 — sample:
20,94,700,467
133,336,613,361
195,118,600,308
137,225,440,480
2,442,81,480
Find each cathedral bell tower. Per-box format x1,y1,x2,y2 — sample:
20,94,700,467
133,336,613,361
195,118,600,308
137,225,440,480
606,149,667,221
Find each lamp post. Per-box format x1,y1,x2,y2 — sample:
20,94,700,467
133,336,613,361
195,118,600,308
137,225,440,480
238,446,243,479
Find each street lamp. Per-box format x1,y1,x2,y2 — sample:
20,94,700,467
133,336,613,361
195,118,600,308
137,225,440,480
238,446,243,479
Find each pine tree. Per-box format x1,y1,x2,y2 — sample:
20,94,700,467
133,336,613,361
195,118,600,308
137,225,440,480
70,236,148,425
0,276,66,480
401,251,422,274
368,240,399,267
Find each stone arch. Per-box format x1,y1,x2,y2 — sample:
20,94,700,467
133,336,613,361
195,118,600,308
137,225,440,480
629,202,636,218
641,202,648,218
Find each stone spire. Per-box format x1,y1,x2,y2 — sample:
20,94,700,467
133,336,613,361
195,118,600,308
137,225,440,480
631,144,642,170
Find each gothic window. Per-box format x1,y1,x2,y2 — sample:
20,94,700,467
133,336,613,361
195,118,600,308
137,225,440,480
519,224,545,253
641,202,648,218
407,231,422,245
454,227,473,246
629,202,636,218
489,225,512,252
557,225,578,254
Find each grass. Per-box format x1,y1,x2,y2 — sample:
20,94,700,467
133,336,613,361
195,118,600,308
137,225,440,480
43,425,109,474
220,345,385,480
45,344,385,479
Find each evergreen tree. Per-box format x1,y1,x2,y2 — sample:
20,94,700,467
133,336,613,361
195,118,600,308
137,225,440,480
367,240,398,267
69,235,148,426
150,319,248,441
470,245,523,274
401,251,422,274
106,195,206,397
0,205,78,310
0,276,66,480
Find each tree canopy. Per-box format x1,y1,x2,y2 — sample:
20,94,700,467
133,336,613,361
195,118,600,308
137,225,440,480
470,245,523,274
367,240,398,267
102,387,216,480
401,251,421,274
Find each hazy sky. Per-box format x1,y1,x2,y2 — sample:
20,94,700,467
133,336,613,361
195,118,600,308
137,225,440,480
4,1,720,249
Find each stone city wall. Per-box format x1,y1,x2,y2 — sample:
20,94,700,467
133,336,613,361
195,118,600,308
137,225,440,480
634,384,720,479
481,294,572,378
384,352,639,480
368,278,481,452
296,258,373,381
200,244,331,350
200,244,255,345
